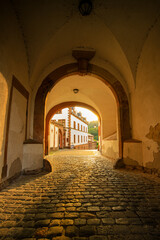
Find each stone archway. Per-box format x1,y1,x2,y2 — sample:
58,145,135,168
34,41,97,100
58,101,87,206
34,63,132,159
45,101,101,155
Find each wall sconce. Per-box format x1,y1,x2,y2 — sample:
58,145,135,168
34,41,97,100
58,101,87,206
78,0,92,16
73,89,79,94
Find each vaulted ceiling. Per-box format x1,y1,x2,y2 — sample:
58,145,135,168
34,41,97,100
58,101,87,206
9,0,160,90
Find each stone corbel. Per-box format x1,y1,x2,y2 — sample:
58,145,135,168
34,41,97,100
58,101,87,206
72,48,96,75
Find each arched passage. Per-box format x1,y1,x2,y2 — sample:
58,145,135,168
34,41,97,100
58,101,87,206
34,63,132,159
45,101,101,155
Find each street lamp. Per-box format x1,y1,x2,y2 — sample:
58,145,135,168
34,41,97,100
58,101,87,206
78,0,92,16
73,89,79,94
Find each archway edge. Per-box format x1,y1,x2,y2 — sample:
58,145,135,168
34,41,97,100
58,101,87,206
46,101,101,123
45,101,101,155
34,62,132,149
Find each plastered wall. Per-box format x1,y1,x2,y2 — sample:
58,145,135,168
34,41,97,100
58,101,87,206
131,19,160,170
0,2,29,181
7,88,27,178
102,137,119,161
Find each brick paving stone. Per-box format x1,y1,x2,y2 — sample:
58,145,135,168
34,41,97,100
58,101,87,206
74,203,82,207
115,218,129,224
61,219,74,226
46,226,63,237
107,234,145,240
80,212,96,219
96,211,110,218
50,219,61,226
128,218,142,225
74,218,86,226
65,226,79,237
1,220,17,227
56,207,66,212
22,220,35,228
66,207,76,211
0,151,160,238
22,238,37,240
89,236,108,240
79,226,96,237
35,219,50,227
56,203,65,207
49,213,64,218
34,227,49,237
73,238,88,240
97,225,114,235
87,207,100,212
65,212,79,218
129,225,149,234
82,203,92,207
102,218,115,224
77,207,87,212
87,219,100,225
113,225,131,234
52,237,71,240
112,206,125,211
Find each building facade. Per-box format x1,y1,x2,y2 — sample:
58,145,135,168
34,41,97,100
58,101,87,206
88,134,97,149
49,120,64,151
50,107,89,151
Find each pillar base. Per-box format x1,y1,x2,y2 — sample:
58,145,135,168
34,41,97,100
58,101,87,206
23,140,43,172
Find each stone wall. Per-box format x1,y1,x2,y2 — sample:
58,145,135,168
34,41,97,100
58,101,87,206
132,18,160,171
102,139,119,161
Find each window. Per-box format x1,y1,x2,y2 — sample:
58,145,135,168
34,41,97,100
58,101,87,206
78,135,79,143
74,121,76,129
58,119,65,126
74,135,76,143
86,136,87,142
81,135,82,142
78,123,79,130
81,125,82,131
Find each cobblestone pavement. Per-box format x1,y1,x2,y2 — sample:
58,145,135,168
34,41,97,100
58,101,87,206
0,150,160,240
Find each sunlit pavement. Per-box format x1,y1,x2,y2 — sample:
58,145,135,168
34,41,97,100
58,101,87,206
49,149,100,156
0,150,160,239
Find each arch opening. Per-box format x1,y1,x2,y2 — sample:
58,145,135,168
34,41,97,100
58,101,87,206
34,63,132,163
45,103,101,155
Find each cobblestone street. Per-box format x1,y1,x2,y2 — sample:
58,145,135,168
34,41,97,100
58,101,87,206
0,150,160,240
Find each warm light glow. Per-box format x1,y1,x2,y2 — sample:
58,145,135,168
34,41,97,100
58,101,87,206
0,73,8,157
75,107,98,122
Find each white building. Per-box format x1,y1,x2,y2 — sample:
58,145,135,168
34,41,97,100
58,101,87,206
50,107,88,150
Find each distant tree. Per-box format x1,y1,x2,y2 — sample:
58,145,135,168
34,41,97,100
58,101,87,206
88,121,98,141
